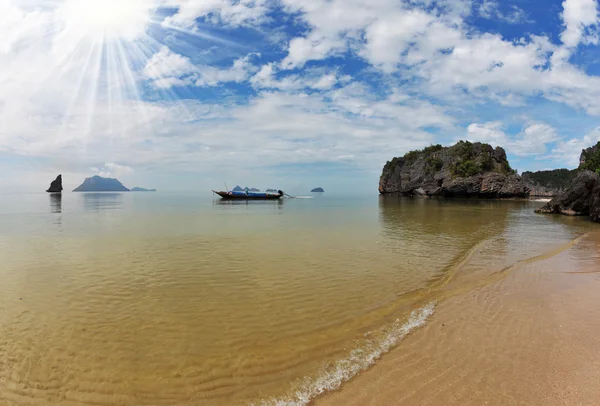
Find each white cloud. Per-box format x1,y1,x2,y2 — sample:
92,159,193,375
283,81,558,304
160,0,270,28
544,127,600,167
560,0,599,48
143,46,258,88
251,64,347,91
143,46,197,80
465,122,561,157
92,163,134,179
466,121,507,146
479,0,529,24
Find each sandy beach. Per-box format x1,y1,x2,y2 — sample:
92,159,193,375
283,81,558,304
316,229,600,406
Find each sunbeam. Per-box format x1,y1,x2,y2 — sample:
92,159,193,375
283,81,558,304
61,0,155,41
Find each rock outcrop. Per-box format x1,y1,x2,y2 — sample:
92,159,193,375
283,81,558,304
73,175,130,192
46,175,63,193
521,169,577,197
579,142,600,173
311,187,325,193
379,141,529,198
535,170,600,221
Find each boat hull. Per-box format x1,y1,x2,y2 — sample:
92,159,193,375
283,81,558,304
213,190,283,200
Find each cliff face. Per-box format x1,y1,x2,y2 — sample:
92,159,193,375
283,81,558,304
535,142,600,223
521,169,577,197
73,176,130,192
535,170,600,222
379,142,529,198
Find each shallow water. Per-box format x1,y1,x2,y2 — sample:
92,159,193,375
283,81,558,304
0,193,595,405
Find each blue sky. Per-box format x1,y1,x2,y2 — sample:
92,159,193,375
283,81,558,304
2,0,600,193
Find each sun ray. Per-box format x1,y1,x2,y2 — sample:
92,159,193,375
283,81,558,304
149,18,245,49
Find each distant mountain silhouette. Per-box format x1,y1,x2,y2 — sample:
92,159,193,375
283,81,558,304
231,185,260,192
311,187,325,192
131,187,156,192
73,176,130,192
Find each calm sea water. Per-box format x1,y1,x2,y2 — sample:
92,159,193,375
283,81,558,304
0,192,595,405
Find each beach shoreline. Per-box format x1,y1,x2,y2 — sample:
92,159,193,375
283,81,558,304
315,230,600,406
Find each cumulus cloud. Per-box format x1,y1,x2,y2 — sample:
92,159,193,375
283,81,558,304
91,163,134,179
160,0,271,28
4,0,600,192
479,0,529,24
143,46,258,88
465,122,561,157
560,0,600,48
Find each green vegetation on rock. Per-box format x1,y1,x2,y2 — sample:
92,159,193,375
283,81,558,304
579,141,600,174
452,159,481,177
521,169,577,189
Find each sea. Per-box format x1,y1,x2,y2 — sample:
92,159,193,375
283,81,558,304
0,192,596,405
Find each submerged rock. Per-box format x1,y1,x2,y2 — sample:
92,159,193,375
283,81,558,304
535,170,600,221
379,141,529,198
46,175,63,193
73,175,130,192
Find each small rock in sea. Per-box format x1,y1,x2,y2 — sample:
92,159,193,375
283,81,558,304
46,174,63,193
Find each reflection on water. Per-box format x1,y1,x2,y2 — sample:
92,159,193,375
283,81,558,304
81,192,126,211
49,193,62,214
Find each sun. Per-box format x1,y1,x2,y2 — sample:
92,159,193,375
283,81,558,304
62,0,154,41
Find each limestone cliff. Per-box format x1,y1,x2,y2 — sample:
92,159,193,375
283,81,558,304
379,141,529,198
535,170,600,222
535,142,600,223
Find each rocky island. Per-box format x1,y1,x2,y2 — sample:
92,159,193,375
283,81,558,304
521,169,577,197
379,141,529,198
311,187,325,193
535,142,600,223
131,187,157,192
46,175,63,193
73,175,130,192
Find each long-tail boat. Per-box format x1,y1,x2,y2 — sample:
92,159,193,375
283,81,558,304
212,189,284,200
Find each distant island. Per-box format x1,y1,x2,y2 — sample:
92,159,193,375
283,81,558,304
73,175,130,192
311,187,325,193
379,141,529,198
131,187,157,192
232,185,260,192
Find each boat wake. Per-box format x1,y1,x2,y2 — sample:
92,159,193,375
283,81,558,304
291,196,314,199
258,302,436,406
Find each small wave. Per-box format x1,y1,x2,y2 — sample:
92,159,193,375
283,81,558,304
258,302,436,406
292,196,314,199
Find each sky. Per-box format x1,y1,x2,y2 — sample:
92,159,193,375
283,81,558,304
2,0,600,193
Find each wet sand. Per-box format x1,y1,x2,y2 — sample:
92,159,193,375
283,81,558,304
316,230,600,406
